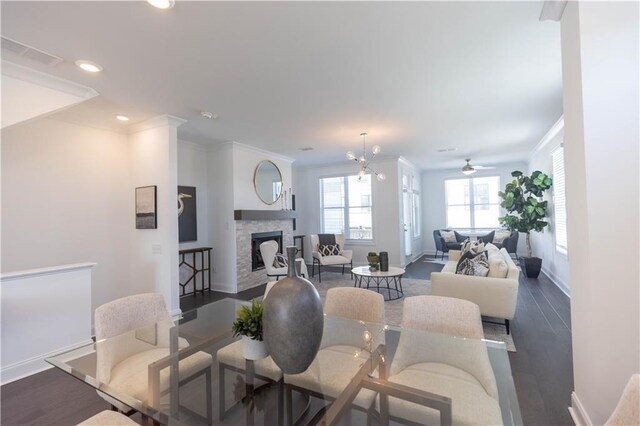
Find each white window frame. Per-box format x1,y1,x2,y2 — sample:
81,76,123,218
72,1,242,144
444,176,501,230
319,174,375,243
552,146,568,256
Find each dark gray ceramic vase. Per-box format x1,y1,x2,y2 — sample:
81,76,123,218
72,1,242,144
263,246,324,374
379,251,389,272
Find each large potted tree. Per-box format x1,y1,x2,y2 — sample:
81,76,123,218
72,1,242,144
498,170,553,278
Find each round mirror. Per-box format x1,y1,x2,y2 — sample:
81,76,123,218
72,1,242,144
253,160,283,205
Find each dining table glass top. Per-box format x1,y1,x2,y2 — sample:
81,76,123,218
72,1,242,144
46,297,522,426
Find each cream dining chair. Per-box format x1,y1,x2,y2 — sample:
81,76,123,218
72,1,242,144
284,287,386,425
94,293,213,423
379,295,503,425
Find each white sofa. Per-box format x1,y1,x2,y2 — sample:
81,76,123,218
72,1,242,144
430,247,519,333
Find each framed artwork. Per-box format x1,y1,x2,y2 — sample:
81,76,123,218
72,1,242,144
135,186,157,229
178,186,197,242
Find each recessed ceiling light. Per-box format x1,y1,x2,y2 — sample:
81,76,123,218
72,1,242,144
75,60,103,73
147,0,175,9
115,114,129,122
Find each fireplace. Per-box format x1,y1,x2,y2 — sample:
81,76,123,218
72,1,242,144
251,231,283,271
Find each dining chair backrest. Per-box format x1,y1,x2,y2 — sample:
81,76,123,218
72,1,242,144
391,295,498,398
94,293,172,383
323,287,385,350
401,295,484,339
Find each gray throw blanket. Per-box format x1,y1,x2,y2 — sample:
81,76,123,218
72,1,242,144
318,234,336,246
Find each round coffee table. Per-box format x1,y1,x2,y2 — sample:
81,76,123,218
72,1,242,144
351,266,405,301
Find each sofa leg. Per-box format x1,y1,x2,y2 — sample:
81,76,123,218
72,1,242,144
505,319,510,335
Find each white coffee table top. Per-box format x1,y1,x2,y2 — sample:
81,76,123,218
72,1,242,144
351,266,405,278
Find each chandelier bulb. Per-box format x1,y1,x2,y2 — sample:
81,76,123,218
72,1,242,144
377,172,386,182
372,145,381,155
358,169,366,177
346,151,356,161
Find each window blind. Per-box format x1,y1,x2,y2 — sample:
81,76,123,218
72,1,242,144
552,146,568,253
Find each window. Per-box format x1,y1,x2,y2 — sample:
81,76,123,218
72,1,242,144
445,176,501,229
552,146,568,254
319,174,373,240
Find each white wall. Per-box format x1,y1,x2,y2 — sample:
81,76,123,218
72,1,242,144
294,157,403,267
561,2,639,424
421,162,529,255
178,140,210,250
232,143,294,211
207,144,237,293
129,116,183,316
1,118,132,312
528,119,570,295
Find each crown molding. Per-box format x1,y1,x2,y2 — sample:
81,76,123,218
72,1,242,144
215,141,295,163
128,114,187,134
531,115,564,157
2,60,98,100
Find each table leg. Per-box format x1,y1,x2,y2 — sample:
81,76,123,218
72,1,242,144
246,359,255,425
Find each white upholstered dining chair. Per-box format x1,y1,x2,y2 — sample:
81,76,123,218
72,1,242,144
310,234,353,282
379,295,503,425
216,282,283,421
260,240,308,279
284,287,386,424
94,293,213,422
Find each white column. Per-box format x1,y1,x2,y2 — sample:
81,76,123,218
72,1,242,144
561,2,639,424
129,115,185,316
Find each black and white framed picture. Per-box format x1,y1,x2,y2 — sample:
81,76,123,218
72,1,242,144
178,186,197,242
136,186,157,229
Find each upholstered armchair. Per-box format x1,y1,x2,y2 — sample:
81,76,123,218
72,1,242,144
475,230,495,245
379,296,503,425
94,293,213,421
310,234,353,282
493,231,519,260
259,240,308,279
433,229,463,259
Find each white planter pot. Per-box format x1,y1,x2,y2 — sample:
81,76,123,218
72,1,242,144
242,336,268,360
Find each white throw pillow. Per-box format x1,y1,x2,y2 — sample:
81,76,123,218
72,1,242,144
485,243,499,253
440,230,456,243
494,230,512,244
487,251,509,278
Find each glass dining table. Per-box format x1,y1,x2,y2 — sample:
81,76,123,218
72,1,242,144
46,298,522,426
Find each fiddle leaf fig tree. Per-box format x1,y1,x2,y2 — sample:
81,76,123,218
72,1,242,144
498,170,553,258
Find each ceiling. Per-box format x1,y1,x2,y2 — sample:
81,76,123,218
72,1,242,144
1,1,563,169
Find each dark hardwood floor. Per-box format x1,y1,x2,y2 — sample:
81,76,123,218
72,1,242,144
1,256,573,426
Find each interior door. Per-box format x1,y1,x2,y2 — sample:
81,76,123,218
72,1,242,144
402,174,412,258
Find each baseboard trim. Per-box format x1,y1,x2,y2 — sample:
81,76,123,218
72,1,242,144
1,338,94,385
541,266,571,298
569,391,593,426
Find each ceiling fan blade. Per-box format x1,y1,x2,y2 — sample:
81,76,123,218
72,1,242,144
474,165,496,170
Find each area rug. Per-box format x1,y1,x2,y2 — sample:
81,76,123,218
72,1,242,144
307,271,516,352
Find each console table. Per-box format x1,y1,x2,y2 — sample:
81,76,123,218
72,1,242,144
179,247,212,297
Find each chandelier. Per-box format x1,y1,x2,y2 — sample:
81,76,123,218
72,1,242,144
346,133,386,182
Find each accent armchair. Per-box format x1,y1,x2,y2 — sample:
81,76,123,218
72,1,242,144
433,229,464,259
259,240,308,280
310,234,353,283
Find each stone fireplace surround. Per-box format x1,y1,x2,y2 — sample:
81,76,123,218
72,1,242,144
235,219,294,292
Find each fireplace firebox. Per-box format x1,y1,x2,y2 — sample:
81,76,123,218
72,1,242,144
251,231,283,271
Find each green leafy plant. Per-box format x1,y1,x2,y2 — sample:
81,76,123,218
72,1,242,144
498,170,553,258
231,299,263,341
367,251,379,268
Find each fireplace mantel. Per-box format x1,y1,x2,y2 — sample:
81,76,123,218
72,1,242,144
234,210,297,221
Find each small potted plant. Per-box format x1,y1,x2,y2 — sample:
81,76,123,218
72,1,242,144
367,251,379,271
232,299,268,360
499,170,553,278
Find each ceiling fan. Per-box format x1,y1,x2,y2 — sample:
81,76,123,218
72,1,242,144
461,158,496,175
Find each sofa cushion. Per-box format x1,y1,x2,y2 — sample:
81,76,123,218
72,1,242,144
456,253,490,277
494,230,511,244
487,251,509,278
446,242,462,250
485,243,499,253
440,230,457,243
319,244,341,256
